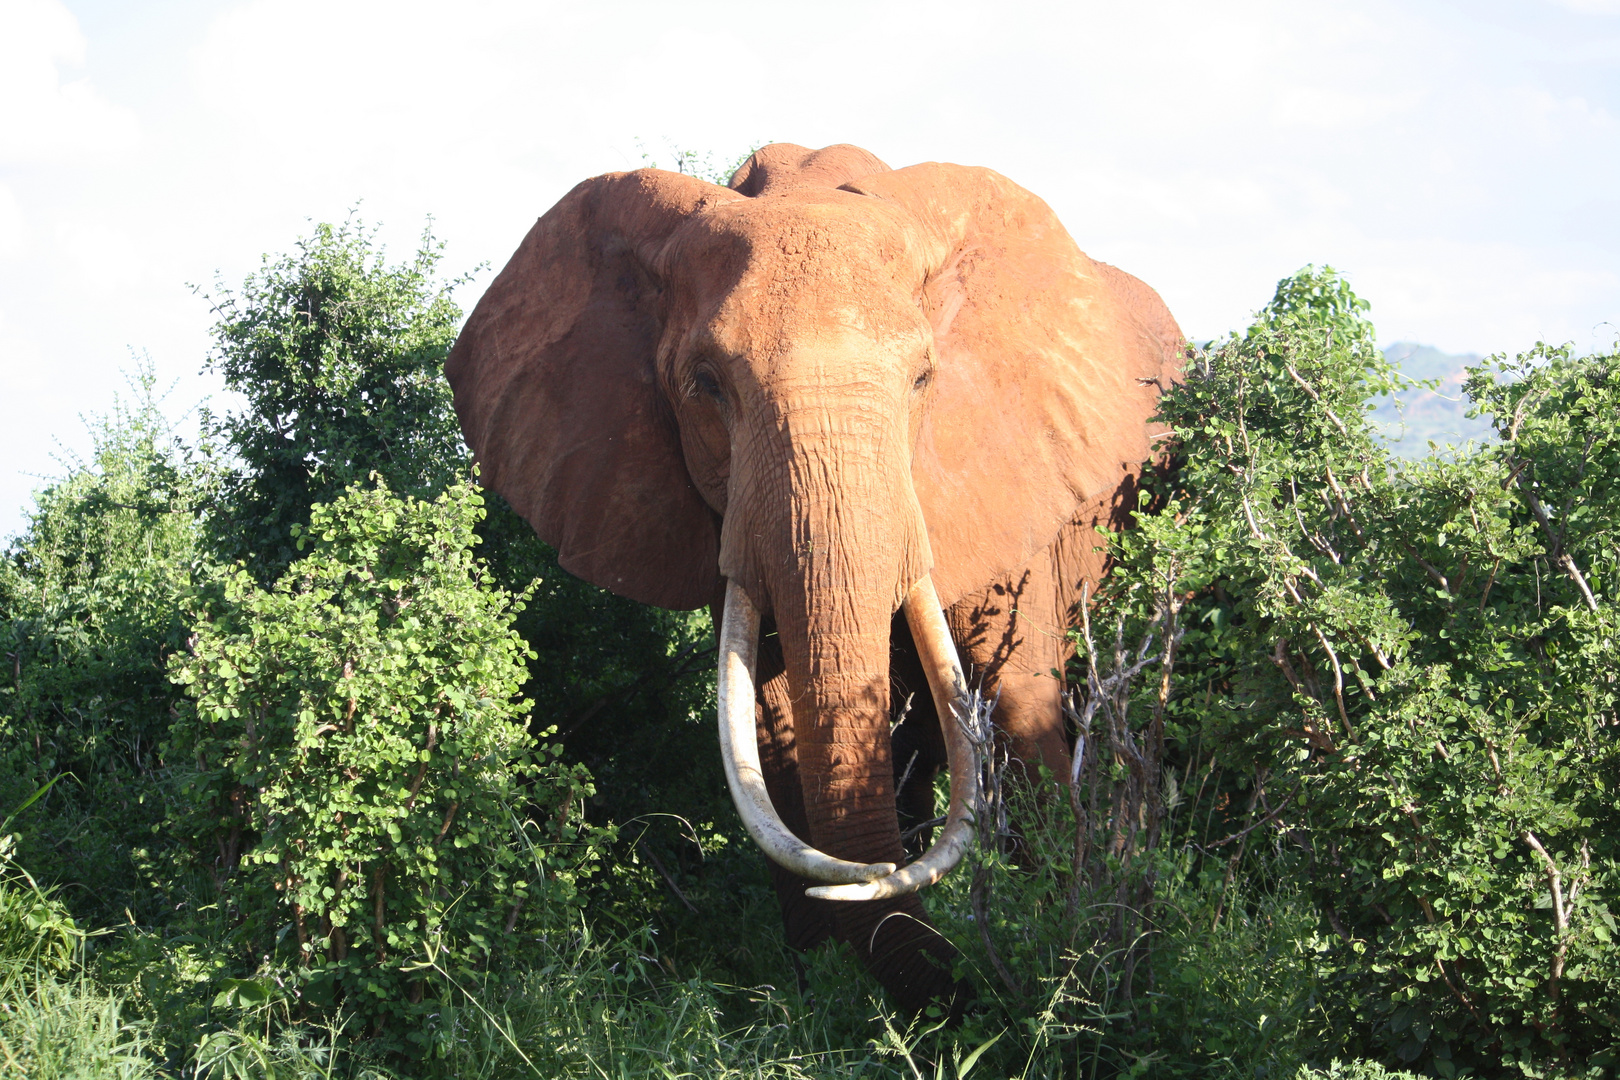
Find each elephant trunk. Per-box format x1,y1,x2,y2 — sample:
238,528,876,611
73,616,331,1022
717,398,978,891
714,398,974,1012
770,422,969,1010
764,418,921,872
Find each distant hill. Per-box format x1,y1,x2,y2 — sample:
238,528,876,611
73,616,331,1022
1372,342,1497,458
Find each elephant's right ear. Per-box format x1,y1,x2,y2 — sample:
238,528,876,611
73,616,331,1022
446,171,739,610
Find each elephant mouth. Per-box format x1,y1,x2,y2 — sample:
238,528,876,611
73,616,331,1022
716,575,980,901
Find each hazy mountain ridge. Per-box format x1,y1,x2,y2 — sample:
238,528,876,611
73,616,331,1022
1373,342,1497,458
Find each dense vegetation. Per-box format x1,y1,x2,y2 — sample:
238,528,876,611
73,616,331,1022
940,272,1617,1078
0,207,1612,1078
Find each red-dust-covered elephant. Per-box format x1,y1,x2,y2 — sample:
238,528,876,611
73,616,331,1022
446,143,1183,1014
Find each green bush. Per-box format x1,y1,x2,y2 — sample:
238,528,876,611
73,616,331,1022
929,268,1617,1079
0,364,215,925
196,215,727,932
0,216,731,1070
197,216,471,580
1298,1064,1423,1080
166,478,608,1048
0,833,83,978
1098,269,1616,1075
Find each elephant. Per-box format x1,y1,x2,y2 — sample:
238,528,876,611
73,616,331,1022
445,142,1184,1015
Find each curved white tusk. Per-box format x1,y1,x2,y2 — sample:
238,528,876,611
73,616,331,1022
805,575,981,901
717,580,898,885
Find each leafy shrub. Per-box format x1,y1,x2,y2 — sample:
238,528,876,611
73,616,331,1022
0,832,83,978
1094,269,1617,1075
197,216,471,580
0,216,729,1068
196,215,727,929
167,478,608,1047
1298,1064,1422,1080
926,736,1335,1079
935,268,1618,1079
0,364,215,924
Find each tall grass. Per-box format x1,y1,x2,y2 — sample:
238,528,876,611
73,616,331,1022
0,833,157,1079
1,818,1422,1079
0,971,157,1080
422,926,897,1078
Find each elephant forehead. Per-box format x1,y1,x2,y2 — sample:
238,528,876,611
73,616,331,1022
699,273,932,368
669,190,930,286
746,323,926,388
661,204,931,358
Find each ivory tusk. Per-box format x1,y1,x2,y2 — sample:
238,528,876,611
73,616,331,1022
805,575,981,901
717,580,898,885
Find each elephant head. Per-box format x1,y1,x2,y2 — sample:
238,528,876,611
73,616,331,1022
446,143,1179,907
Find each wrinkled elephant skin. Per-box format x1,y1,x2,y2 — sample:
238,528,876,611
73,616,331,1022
445,143,1184,1015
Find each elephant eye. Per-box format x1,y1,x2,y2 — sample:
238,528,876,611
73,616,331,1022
913,369,932,392
690,367,725,404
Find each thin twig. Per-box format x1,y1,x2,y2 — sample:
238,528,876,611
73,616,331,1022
1323,466,1366,538
900,815,947,844
637,840,698,915
372,868,387,964
1285,363,1349,435
1515,479,1600,614
1400,540,1454,597
557,640,716,740
1479,557,1502,612
402,716,440,812
1202,788,1297,849
434,802,459,844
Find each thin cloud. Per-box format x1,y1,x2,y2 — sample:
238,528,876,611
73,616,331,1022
1546,0,1620,14
0,0,139,163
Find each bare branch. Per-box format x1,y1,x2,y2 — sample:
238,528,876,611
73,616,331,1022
1522,830,1568,937
1522,829,1576,998
963,678,1023,999
1311,626,1357,744
637,840,698,915
1323,466,1366,539
1202,788,1297,849
1479,557,1503,612
1515,478,1600,614
1397,538,1454,595
900,815,947,844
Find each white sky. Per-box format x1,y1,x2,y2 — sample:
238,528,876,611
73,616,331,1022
3,0,1618,536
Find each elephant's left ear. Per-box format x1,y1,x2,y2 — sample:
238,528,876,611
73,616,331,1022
446,170,737,610
844,164,1184,607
